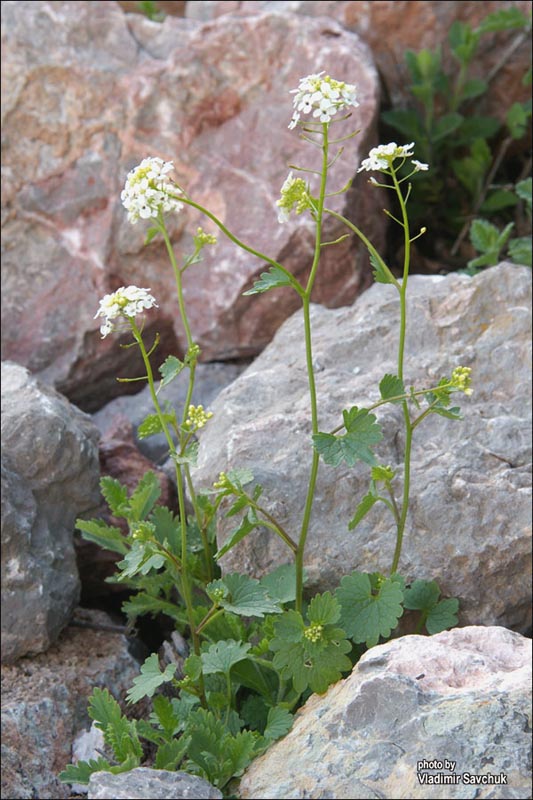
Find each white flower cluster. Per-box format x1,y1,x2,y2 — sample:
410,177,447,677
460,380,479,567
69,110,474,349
358,142,429,173
121,157,183,224
94,285,158,338
289,72,358,129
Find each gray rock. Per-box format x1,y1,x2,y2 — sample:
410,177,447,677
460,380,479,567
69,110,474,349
92,360,250,464
239,625,532,799
88,768,222,799
1,362,100,662
192,263,532,631
1,609,141,800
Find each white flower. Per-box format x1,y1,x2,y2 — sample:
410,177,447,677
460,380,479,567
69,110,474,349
121,157,183,224
289,72,358,129
94,285,158,338
358,142,417,173
412,159,429,171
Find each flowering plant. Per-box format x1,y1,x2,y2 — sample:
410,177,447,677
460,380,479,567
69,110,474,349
62,72,472,793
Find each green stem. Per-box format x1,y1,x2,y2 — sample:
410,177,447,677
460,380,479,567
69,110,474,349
168,193,305,298
389,166,413,576
295,123,330,613
130,321,200,656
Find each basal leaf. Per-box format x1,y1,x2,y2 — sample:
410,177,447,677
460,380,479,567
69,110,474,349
129,471,162,521
154,736,191,770
76,519,128,555
150,505,180,553
307,591,341,626
201,639,251,676
263,706,294,741
214,513,257,560
121,592,185,625
336,572,404,647
158,355,185,388
117,541,165,580
230,659,278,702
100,475,129,517
88,688,142,763
59,757,114,785
243,266,293,295
126,653,177,704
259,563,300,605
403,579,441,611
425,597,459,634
379,373,405,404
509,236,532,267
476,7,529,34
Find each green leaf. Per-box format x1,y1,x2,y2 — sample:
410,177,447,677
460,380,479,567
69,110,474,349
243,266,293,295
207,573,283,617
263,706,293,741
403,579,441,611
144,226,159,246
59,757,114,785
469,217,502,252
430,405,463,420
371,465,395,482
379,373,405,404
459,78,487,102
336,572,404,647
117,540,165,580
348,492,378,530
150,694,182,737
100,476,129,517
137,412,176,440
129,471,161,521
185,708,257,789
426,598,459,634
506,101,531,139
214,513,257,560
480,189,518,213
508,236,532,267
476,7,529,34
201,639,252,676
88,688,142,764
455,116,500,145
172,441,199,467
259,563,299,605
150,505,180,553
516,177,532,209
158,355,185,388
307,590,341,626
76,519,128,555
314,408,382,468
380,109,424,141
432,112,463,141
122,592,185,625
126,653,176,704
230,659,278,702
369,251,394,285
154,736,191,770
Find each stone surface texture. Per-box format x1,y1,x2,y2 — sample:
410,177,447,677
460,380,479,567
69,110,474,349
239,625,532,799
1,0,382,411
186,0,532,122
88,768,222,799
192,263,532,632
1,362,101,663
0,609,141,800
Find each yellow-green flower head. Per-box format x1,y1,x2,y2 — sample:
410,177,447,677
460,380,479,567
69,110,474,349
276,171,313,224
451,366,473,395
358,142,429,174
94,285,158,338
186,404,213,429
289,72,358,129
194,227,217,247
121,156,183,225
213,472,228,489
303,622,324,643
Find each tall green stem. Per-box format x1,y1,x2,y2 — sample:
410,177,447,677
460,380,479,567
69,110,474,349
130,321,200,655
389,167,413,575
295,123,329,612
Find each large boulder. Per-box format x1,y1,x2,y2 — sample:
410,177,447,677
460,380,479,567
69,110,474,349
0,609,142,800
192,263,532,632
1,0,383,411
88,768,222,800
186,0,532,121
1,362,100,662
239,625,532,799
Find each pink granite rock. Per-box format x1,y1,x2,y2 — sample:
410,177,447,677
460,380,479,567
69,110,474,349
1,1,382,410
